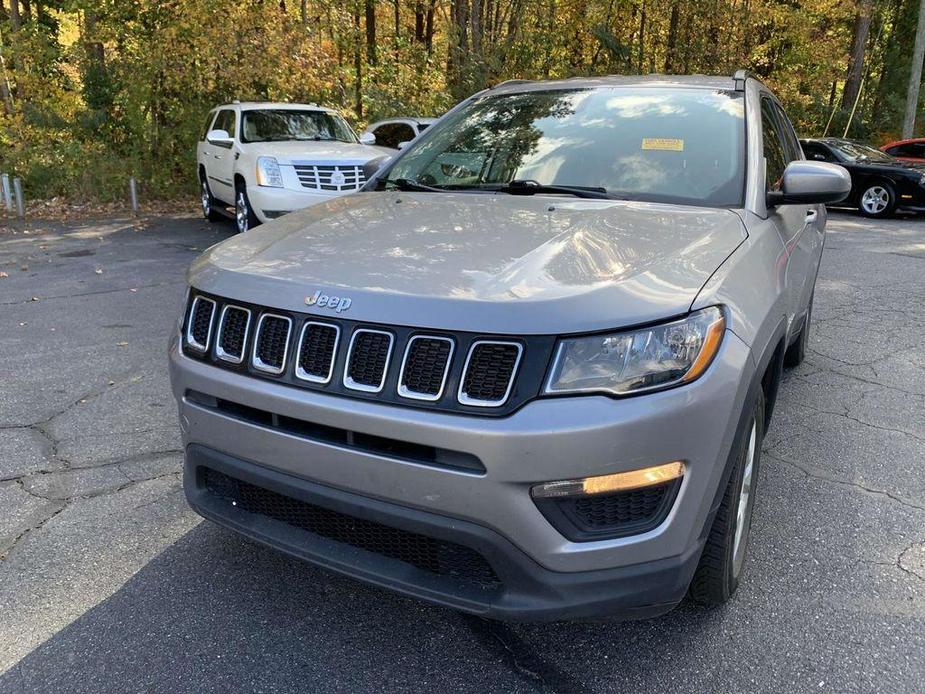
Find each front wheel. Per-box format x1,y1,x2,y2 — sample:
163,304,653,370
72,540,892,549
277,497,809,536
235,184,259,233
689,389,765,606
858,182,896,219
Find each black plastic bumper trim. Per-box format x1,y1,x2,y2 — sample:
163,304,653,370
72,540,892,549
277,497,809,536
184,444,702,622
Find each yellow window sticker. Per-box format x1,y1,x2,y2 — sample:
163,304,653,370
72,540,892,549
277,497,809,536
642,138,684,151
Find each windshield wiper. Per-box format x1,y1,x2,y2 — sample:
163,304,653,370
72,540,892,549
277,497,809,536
379,178,446,193
474,180,615,199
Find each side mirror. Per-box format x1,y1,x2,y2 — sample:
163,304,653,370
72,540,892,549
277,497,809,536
207,129,233,146
362,155,392,179
767,160,851,206
397,141,410,150
359,132,376,145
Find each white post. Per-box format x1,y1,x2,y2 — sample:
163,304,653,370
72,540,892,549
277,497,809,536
12,176,24,218
129,177,139,216
1,173,11,213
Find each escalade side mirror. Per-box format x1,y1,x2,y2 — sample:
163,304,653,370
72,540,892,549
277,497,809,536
206,129,233,146
767,160,851,206
359,132,376,145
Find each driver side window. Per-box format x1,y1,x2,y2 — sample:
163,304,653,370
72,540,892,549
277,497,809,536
760,97,787,192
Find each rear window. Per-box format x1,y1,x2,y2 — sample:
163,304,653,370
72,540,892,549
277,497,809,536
384,87,746,207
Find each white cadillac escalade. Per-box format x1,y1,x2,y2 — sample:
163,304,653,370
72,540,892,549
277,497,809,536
197,102,392,233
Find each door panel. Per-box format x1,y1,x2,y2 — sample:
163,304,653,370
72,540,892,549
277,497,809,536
207,109,237,204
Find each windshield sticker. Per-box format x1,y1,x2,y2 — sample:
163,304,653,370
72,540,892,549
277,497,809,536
642,138,684,151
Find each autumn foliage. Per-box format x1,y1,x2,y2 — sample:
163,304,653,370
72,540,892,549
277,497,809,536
0,0,921,201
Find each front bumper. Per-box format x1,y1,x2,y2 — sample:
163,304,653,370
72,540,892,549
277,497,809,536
247,186,353,222
169,329,755,619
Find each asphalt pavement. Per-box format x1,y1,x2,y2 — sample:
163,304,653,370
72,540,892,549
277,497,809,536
0,209,922,693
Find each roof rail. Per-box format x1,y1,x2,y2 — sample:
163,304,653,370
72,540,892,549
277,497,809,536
489,79,534,90
732,69,757,91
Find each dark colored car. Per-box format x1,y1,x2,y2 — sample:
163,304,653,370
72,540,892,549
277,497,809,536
800,137,925,218
881,137,925,164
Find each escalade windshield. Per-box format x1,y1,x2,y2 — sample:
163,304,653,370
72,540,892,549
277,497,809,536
382,87,745,207
241,109,356,144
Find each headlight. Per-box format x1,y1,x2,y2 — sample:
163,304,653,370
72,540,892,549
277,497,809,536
544,307,725,396
256,156,283,187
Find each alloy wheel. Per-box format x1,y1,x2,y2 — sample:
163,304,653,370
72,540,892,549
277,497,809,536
732,419,758,577
201,181,211,218
236,191,249,233
861,186,889,215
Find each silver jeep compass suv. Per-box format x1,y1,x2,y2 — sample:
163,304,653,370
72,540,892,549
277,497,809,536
169,71,850,621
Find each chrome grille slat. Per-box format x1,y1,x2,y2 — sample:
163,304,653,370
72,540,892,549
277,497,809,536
215,305,251,364
186,296,216,352
252,313,292,375
458,341,523,407
293,164,366,192
296,322,340,384
398,336,454,401
344,329,393,393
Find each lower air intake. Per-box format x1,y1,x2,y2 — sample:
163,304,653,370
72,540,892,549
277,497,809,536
202,467,500,587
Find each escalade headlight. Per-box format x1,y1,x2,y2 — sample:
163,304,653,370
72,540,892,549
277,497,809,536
256,156,284,187
544,307,725,396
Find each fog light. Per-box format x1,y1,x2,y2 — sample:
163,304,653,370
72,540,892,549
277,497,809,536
531,461,685,499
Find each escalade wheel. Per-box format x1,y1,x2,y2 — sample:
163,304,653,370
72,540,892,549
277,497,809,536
235,185,259,233
858,182,896,218
689,389,765,606
200,179,222,222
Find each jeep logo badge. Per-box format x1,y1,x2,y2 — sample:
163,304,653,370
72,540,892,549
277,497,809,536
305,290,352,313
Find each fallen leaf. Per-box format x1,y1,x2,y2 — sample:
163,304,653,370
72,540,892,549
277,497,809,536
116,341,129,347
19,322,26,326
94,268,103,274
129,288,137,292
30,296,39,301
20,265,28,271
0,271,7,278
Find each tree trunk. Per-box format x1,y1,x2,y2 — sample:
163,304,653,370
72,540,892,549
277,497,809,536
425,0,435,53
21,0,31,22
393,0,400,44
353,4,363,118
9,0,21,30
366,0,377,65
664,1,679,73
637,1,645,74
841,2,874,111
903,0,925,137
300,0,307,25
414,1,425,42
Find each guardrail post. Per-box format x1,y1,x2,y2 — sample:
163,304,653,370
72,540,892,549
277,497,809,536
1,173,11,213
129,177,139,216
12,176,24,218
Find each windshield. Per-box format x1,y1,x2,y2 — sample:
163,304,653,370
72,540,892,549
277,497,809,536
379,87,746,206
241,109,356,143
829,141,895,163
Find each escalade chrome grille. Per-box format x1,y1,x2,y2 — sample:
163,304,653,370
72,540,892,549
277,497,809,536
345,329,393,392
459,342,523,407
215,306,250,363
253,314,292,374
182,293,546,416
296,322,339,383
399,336,454,401
293,164,366,192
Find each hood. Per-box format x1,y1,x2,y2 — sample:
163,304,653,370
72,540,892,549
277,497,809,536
241,140,393,164
190,192,746,334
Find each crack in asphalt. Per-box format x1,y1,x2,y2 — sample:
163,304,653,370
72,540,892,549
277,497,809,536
0,279,185,306
765,452,925,513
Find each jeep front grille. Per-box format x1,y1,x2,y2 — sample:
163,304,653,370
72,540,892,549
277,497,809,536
399,336,454,401
293,164,366,192
344,329,393,392
296,322,339,383
186,296,216,352
458,341,523,407
215,306,251,363
253,314,292,374
181,293,548,416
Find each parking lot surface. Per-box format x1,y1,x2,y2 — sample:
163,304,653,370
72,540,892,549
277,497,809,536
1,210,923,693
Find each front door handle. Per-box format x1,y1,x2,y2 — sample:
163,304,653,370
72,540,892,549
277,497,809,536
805,208,817,224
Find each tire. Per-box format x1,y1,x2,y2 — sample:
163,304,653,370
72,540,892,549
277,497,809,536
200,177,222,222
858,181,896,219
689,389,765,606
235,183,259,233
784,295,812,368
